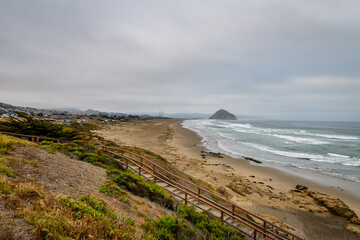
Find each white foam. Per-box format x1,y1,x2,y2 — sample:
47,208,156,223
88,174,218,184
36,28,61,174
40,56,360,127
295,132,359,140
266,149,360,167
273,134,328,145
229,123,253,129
327,153,350,158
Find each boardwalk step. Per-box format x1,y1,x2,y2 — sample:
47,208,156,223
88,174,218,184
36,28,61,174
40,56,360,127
163,185,177,192
157,182,169,188
207,209,222,218
142,173,153,179
196,203,211,212
172,191,186,200
236,224,255,237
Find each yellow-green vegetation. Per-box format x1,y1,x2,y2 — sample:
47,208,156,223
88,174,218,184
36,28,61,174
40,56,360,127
143,204,242,240
0,134,34,155
0,155,41,178
99,181,129,203
113,171,174,209
0,116,80,140
0,135,38,177
0,156,14,177
39,140,124,171
0,177,135,239
176,204,242,239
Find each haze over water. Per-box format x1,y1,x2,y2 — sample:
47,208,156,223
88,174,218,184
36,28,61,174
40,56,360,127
183,120,360,183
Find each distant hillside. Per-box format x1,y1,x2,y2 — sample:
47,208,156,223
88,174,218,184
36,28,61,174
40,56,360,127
55,108,83,113
85,109,100,114
209,109,237,120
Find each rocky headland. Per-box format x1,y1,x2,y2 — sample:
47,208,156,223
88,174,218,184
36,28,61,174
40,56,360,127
209,109,238,120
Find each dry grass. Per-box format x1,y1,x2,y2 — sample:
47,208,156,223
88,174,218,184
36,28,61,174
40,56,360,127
0,135,35,155
0,176,136,239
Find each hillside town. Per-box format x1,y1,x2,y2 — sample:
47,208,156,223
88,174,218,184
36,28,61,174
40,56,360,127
0,102,157,123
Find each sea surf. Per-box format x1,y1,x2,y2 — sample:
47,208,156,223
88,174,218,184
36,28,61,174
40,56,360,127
182,119,360,185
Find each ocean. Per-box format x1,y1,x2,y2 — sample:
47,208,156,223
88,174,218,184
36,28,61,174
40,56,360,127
182,119,360,184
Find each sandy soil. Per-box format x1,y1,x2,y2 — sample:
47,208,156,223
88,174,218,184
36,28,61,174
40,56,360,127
96,119,360,239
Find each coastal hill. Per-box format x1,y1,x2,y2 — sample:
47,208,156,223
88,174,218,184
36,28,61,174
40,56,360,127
209,109,238,120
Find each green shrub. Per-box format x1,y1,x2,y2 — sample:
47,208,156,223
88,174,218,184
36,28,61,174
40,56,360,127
0,163,14,177
79,195,107,215
99,181,128,203
0,116,80,140
0,176,14,194
178,204,242,240
60,197,104,220
113,171,173,209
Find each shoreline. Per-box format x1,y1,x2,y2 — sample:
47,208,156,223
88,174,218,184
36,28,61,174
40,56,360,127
95,119,360,239
176,120,360,216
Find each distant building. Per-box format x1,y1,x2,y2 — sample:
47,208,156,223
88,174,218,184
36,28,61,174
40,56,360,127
1,114,10,119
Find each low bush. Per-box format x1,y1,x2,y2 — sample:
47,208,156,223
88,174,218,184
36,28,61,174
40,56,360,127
113,171,174,209
177,204,242,240
39,141,124,171
0,116,80,140
99,181,129,203
0,135,32,155
0,157,14,177
143,215,194,240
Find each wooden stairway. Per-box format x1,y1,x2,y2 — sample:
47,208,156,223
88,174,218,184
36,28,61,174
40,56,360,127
102,146,303,240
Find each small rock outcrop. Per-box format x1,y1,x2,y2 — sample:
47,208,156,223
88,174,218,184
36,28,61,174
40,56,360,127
293,185,360,225
308,191,360,224
209,109,237,120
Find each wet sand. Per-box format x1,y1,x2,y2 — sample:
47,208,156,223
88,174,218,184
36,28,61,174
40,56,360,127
96,119,360,239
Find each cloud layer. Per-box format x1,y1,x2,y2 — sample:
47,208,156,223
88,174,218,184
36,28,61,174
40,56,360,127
1,0,360,120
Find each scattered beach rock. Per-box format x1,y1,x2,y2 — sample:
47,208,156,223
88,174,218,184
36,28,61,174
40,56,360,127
243,156,262,164
217,186,230,198
227,182,250,196
346,224,360,237
308,191,360,224
292,185,360,224
200,151,224,158
295,185,308,191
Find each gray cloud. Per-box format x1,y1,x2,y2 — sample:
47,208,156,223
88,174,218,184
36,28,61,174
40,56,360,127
0,0,360,120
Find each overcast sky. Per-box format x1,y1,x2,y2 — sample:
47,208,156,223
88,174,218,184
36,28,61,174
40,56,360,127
1,0,360,120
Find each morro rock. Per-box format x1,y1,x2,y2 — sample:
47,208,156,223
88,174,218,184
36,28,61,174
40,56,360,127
209,109,237,120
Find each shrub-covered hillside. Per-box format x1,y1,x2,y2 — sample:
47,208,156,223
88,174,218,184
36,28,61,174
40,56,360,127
0,119,243,239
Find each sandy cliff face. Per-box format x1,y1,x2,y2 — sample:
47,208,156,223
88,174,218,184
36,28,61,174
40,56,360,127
209,109,237,120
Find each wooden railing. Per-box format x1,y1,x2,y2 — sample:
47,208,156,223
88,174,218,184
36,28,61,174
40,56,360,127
0,131,61,143
102,146,303,240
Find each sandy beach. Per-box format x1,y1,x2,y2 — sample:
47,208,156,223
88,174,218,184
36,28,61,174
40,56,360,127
96,119,360,239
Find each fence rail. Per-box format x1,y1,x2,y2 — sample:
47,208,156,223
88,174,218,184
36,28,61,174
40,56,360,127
0,131,61,143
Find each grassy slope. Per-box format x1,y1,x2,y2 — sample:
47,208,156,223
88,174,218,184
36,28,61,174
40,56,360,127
0,119,242,240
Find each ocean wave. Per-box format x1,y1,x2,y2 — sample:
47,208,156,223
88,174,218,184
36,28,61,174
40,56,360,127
228,123,253,129
327,153,350,158
266,149,360,167
272,134,329,145
295,132,359,140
